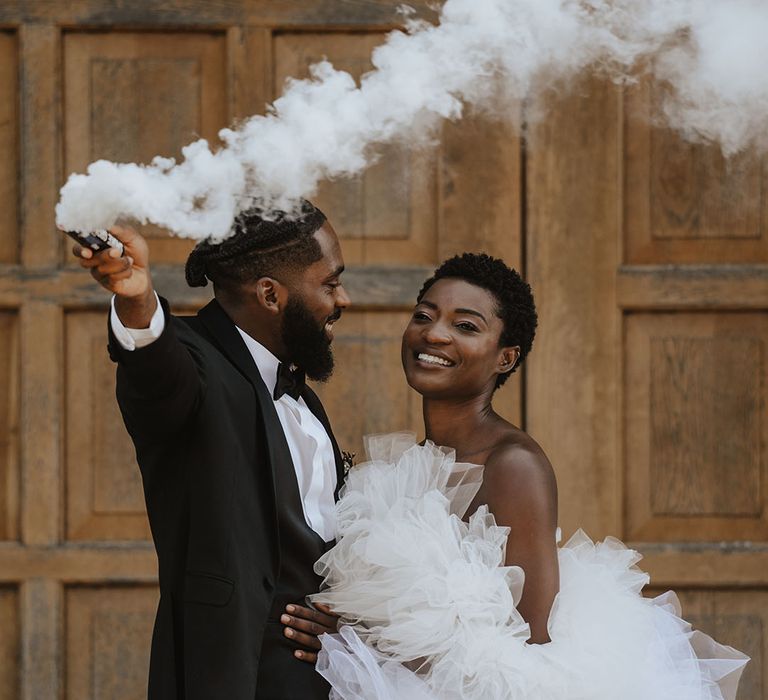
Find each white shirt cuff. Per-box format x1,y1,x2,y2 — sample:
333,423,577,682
110,292,165,351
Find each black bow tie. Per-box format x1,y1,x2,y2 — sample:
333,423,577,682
274,363,305,401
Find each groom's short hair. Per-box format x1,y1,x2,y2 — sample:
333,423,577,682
185,201,326,291
417,253,537,389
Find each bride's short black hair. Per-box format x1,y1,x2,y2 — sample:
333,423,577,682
417,253,537,389
185,200,326,291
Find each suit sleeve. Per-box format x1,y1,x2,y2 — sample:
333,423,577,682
108,296,206,443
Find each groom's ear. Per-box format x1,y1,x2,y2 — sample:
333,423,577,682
496,346,521,376
253,276,288,315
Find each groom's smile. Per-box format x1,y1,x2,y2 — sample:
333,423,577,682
324,308,343,341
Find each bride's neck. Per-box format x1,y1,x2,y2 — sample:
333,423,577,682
422,395,496,456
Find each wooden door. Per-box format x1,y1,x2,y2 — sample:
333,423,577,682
526,76,768,698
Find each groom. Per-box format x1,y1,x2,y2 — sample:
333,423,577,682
73,203,350,699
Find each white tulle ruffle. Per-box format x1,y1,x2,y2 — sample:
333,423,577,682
313,433,748,700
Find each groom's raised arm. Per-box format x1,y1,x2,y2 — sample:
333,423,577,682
73,224,205,441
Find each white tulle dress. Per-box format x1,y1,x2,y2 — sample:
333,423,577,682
311,433,749,700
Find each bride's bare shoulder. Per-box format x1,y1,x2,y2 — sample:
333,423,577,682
483,429,557,497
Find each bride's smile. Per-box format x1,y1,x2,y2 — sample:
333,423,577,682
415,351,455,367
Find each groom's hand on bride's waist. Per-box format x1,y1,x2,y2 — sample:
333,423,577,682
281,602,340,664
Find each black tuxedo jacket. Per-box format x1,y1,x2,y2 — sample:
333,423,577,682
108,296,344,699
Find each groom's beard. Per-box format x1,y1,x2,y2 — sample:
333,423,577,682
281,296,339,382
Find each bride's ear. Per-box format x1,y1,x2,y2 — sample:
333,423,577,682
497,346,521,375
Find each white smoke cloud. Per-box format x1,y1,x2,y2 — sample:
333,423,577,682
55,0,768,241
653,1,768,154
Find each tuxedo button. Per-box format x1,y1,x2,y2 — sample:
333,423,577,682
262,576,274,592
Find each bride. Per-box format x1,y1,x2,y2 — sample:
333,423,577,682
309,253,749,699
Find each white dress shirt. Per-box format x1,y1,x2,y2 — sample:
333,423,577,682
110,295,338,541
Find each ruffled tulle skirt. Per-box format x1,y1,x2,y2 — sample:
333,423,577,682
311,434,748,700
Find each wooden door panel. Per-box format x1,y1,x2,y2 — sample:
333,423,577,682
65,312,150,541
62,32,229,263
0,3,440,27
439,114,522,263
0,32,18,264
0,313,19,542
625,79,768,264
66,586,157,700
273,32,438,265
0,587,19,700
625,312,768,542
437,114,524,431
526,78,622,538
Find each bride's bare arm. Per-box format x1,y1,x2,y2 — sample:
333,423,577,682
483,444,559,644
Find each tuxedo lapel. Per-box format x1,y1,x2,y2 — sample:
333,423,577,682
197,300,296,542
197,299,265,390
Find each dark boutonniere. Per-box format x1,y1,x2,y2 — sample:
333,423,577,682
341,450,356,477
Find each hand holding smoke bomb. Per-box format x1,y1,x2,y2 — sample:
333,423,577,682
72,224,158,329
